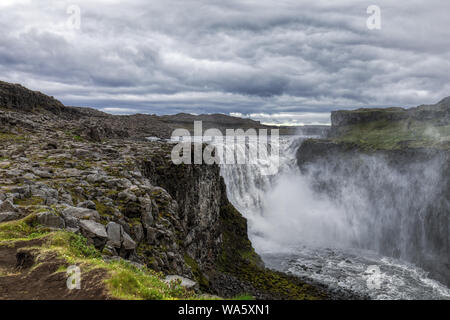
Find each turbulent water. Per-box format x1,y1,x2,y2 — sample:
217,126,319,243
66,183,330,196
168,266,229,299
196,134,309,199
214,135,450,300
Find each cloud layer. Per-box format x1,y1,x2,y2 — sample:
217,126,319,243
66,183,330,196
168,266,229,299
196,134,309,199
1,0,449,125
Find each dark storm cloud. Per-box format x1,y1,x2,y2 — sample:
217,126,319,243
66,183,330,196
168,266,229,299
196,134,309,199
0,0,449,125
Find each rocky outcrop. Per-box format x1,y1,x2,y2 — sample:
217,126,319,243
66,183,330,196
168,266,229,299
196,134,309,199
0,80,337,300
331,97,450,129
0,80,322,141
0,81,65,115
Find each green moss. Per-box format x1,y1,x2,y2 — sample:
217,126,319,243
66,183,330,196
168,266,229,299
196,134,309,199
334,119,450,150
76,161,93,170
184,254,210,290
106,260,195,300
64,131,84,142
0,222,214,300
67,233,101,259
14,196,45,206
105,189,119,198
232,294,255,300
66,188,84,206
44,231,201,300
104,166,122,177
136,243,156,265
218,203,261,270
0,214,49,242
93,200,114,217
0,133,26,142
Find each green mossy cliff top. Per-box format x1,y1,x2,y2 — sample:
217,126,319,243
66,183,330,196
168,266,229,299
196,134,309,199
329,97,450,151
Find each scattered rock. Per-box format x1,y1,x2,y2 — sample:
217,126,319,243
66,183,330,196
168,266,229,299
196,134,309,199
0,200,18,213
106,222,122,248
62,206,100,221
122,232,136,251
164,275,199,291
0,211,21,223
36,211,65,229
77,200,97,210
79,220,108,249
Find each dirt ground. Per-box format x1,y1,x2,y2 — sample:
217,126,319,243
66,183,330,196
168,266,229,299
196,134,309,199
0,239,112,300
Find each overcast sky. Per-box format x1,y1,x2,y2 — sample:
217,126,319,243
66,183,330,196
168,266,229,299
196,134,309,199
1,0,449,125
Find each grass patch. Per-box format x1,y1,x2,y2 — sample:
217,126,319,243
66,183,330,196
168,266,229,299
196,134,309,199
0,215,49,242
67,233,101,259
106,260,193,300
232,294,254,300
0,133,26,142
14,196,45,206
45,231,203,300
184,254,210,290
64,131,84,142
93,200,114,217
0,216,213,300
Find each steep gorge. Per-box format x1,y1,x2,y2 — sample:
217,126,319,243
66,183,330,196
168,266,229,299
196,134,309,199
296,99,450,286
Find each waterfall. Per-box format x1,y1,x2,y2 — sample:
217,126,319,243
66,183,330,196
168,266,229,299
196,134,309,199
215,135,346,252
210,135,450,298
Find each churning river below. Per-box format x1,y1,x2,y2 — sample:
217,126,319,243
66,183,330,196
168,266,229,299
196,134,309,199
214,135,450,300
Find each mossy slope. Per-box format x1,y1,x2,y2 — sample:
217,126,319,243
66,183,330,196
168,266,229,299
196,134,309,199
0,215,203,300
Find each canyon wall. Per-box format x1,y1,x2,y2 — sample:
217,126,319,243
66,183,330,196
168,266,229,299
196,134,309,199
297,102,450,285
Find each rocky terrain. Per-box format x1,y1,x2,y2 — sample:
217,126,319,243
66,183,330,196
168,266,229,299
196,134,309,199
0,81,329,300
297,98,450,286
0,81,328,141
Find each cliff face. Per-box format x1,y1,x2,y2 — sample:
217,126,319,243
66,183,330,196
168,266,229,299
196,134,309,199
0,81,66,115
139,146,260,293
297,99,450,286
331,97,450,128
139,145,329,299
0,81,330,300
141,148,225,272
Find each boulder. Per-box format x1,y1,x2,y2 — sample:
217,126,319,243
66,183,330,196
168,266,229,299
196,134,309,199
146,227,157,244
62,206,100,221
79,220,108,249
0,199,17,213
140,197,154,228
122,232,136,250
79,220,107,238
118,191,137,203
0,211,21,223
36,211,65,229
64,215,80,229
131,223,144,243
106,222,122,248
45,141,58,150
77,200,97,210
86,173,107,184
164,275,199,291
23,173,36,180
32,169,52,179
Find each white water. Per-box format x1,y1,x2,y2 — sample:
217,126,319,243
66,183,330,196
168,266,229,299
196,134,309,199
214,135,450,300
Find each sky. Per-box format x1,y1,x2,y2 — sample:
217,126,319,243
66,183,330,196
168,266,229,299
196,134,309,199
0,0,449,126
